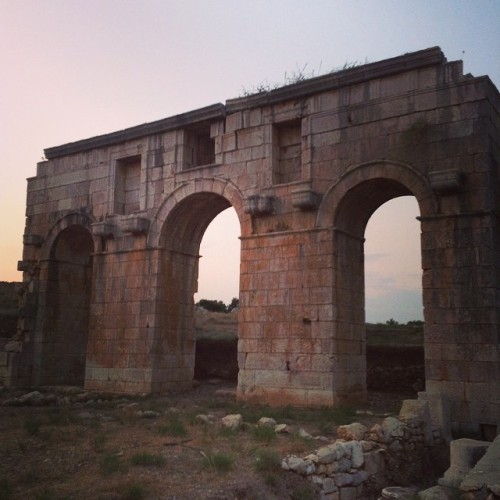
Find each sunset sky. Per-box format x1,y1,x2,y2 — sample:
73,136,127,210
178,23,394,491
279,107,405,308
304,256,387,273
1,0,499,322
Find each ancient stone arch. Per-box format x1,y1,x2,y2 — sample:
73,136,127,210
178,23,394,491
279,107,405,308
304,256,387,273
9,47,500,436
34,213,95,386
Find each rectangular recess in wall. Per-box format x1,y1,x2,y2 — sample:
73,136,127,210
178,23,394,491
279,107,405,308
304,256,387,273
273,119,302,184
114,155,141,214
182,123,215,170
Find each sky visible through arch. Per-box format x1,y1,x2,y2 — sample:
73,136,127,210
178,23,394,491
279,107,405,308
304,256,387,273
1,0,499,323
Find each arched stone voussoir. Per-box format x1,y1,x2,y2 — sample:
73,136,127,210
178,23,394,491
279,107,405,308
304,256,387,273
147,177,248,249
316,159,438,230
39,211,96,261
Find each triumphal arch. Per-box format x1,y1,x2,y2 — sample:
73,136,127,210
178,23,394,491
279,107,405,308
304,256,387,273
8,48,500,436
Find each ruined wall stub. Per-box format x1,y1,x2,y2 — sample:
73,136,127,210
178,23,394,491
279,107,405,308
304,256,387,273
12,47,500,436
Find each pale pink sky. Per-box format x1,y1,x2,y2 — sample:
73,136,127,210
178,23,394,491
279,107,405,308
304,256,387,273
1,0,499,322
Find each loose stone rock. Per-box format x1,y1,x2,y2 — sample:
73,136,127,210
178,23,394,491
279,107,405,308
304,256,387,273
337,422,368,441
221,413,242,430
137,410,160,418
257,417,277,427
275,423,290,433
298,428,313,439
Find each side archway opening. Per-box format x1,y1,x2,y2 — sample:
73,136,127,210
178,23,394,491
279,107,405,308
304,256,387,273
333,177,424,404
38,224,94,386
365,197,424,398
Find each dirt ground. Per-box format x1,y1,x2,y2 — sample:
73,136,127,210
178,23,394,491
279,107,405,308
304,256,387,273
0,381,418,500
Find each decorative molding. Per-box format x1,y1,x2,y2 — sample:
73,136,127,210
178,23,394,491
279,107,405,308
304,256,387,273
23,234,44,247
429,169,462,194
121,216,150,235
91,221,115,238
292,188,321,211
244,194,275,216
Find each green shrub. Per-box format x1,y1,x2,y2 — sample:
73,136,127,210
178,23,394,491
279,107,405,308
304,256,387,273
252,425,276,444
201,451,234,473
254,448,280,472
99,453,128,476
124,483,146,500
158,415,187,437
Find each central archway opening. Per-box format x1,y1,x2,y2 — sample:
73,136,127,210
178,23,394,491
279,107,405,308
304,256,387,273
194,207,240,382
364,197,424,399
153,193,241,393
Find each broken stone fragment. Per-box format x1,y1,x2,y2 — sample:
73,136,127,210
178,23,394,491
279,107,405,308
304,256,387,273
274,423,290,433
382,416,405,441
221,413,242,430
333,472,353,487
298,428,313,439
18,391,45,406
257,417,277,427
337,422,368,441
281,456,316,475
137,410,160,418
317,444,341,464
195,414,214,425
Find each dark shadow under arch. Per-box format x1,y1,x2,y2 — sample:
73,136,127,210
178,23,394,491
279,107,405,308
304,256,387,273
38,224,94,386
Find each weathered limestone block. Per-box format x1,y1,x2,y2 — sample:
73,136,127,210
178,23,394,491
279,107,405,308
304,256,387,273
363,449,386,475
221,414,243,430
257,416,277,427
460,434,500,496
417,485,457,499
281,456,316,475
399,399,434,445
382,417,405,441
438,438,490,488
337,422,368,441
428,169,462,194
291,187,320,210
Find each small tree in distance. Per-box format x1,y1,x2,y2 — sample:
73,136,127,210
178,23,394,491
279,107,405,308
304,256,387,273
196,298,239,313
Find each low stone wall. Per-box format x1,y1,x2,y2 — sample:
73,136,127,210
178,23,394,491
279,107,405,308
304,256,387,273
282,400,442,499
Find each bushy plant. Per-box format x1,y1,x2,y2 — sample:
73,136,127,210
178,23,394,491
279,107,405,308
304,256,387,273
201,451,234,473
158,415,187,437
99,453,128,476
254,448,280,472
252,425,276,444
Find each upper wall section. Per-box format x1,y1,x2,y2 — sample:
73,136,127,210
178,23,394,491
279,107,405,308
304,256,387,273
26,46,500,246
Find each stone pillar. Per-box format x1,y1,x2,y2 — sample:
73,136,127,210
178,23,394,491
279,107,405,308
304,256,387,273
332,228,367,404
237,227,339,407
85,248,157,393
421,211,500,435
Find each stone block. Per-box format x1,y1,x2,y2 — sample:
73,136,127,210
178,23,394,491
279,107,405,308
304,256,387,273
363,449,386,475
460,434,500,494
399,399,434,445
438,438,490,488
339,486,357,500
